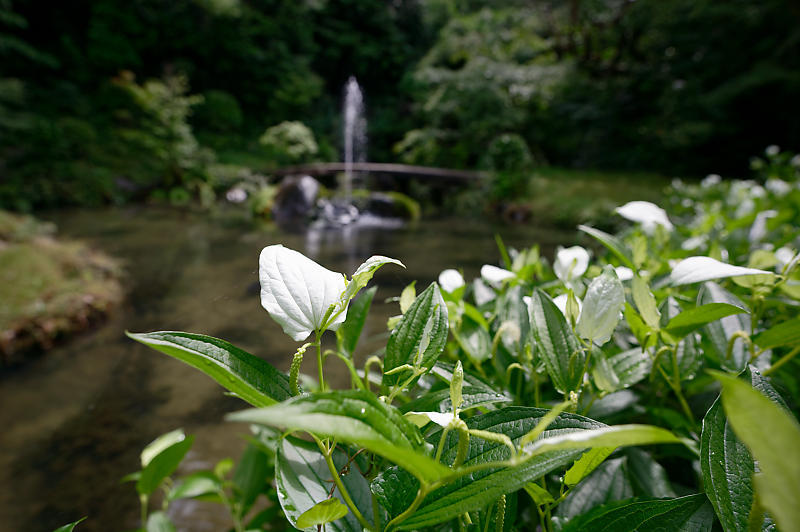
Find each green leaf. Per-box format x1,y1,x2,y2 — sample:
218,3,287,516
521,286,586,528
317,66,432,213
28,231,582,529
376,411,681,529
127,331,291,407
400,384,510,414
528,289,584,394
343,255,404,301
453,314,492,362
233,443,271,514
607,348,652,389
52,517,86,532
524,482,555,506
623,302,654,348
146,512,176,532
401,362,510,413
700,395,754,532
577,265,625,346
753,317,800,350
699,283,751,372
137,434,195,496
556,458,633,520
167,471,221,501
522,424,683,456
632,276,660,329
383,282,449,387
659,297,702,380
373,407,605,528
399,281,416,314
712,371,800,532
578,225,635,270
495,285,530,354
563,447,616,487
450,360,463,412
337,286,376,358
592,349,620,392
625,448,675,498
560,494,713,532
141,428,186,467
664,303,746,338
228,390,449,484
296,499,349,529
276,437,368,531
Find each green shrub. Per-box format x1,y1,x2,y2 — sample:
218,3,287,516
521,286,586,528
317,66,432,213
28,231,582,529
192,89,243,133
483,133,534,200
258,121,319,166
125,147,800,531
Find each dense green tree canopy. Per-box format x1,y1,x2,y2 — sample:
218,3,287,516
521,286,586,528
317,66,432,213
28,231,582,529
1,0,798,208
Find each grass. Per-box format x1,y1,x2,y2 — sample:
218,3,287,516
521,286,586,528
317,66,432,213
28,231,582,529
0,210,123,363
524,167,672,228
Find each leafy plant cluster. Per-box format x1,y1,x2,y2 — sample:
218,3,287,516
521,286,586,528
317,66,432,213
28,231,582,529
0,0,432,210
93,161,800,531
398,0,800,175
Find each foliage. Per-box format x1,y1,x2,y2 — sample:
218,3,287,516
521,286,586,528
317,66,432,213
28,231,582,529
0,0,431,210
128,152,800,530
482,133,535,201
3,0,798,209
0,72,215,210
192,89,243,134
259,121,320,167
400,0,800,174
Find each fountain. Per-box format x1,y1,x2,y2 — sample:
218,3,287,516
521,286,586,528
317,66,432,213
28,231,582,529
343,76,367,205
282,76,411,235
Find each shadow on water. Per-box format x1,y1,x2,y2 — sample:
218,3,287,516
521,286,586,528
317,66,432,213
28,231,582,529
0,206,574,531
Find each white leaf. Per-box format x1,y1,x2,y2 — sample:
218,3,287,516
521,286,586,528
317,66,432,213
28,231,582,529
615,201,674,232
554,246,590,282
614,266,634,281
473,278,496,305
438,269,465,293
481,264,515,286
259,245,347,341
577,265,624,346
404,411,453,428
669,256,773,286
749,210,777,243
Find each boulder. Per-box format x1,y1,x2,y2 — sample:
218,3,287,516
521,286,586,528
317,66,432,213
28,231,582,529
272,175,320,224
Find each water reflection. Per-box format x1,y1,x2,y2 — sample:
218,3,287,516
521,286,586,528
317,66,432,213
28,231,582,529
0,206,573,531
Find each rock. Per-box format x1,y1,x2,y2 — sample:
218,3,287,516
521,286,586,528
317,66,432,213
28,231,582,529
272,175,320,225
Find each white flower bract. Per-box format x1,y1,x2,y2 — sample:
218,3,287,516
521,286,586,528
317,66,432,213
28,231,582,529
438,269,465,293
481,264,515,286
615,201,674,233
554,246,589,282
259,245,347,341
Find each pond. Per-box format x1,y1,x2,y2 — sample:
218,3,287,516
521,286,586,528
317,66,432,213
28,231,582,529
0,206,575,531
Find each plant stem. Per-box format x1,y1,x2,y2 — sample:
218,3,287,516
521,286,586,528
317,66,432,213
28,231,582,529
315,333,325,392
763,345,800,376
314,437,372,531
363,355,383,392
386,368,423,403
139,494,148,529
218,488,244,532
333,351,367,391
384,485,429,531
724,331,751,362
657,364,693,424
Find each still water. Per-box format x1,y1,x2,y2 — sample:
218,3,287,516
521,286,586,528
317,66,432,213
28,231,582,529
0,206,573,531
